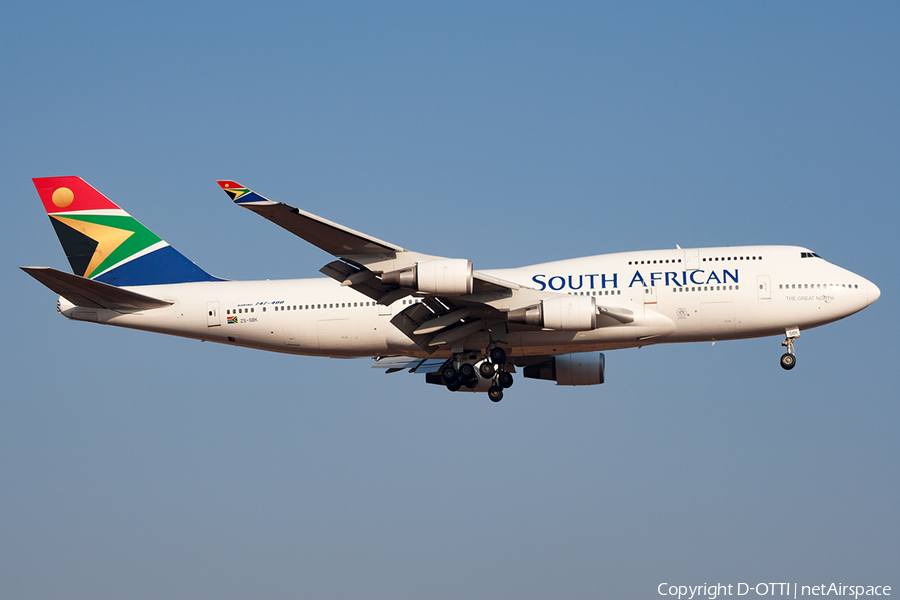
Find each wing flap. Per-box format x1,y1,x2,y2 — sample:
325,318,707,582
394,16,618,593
21,266,173,311
319,260,405,304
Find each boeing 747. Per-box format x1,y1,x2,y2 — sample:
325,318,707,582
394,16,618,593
22,176,880,401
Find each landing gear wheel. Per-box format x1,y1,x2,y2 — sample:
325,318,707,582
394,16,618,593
446,380,461,392
498,371,514,389
464,377,479,389
780,329,799,371
441,365,458,382
489,347,507,365
780,353,796,370
488,386,503,402
459,363,475,379
479,361,496,378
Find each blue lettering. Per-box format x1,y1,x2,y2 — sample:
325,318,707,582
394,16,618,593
629,271,646,287
690,270,706,285
650,272,663,286
602,273,617,289
532,274,546,291
723,269,738,284
706,271,722,284
665,272,681,286
586,274,599,289
568,275,583,290
548,276,566,291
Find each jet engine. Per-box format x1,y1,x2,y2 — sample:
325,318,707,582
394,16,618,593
381,258,474,295
523,352,605,386
507,296,598,331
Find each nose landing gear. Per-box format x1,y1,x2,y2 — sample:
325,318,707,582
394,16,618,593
780,328,800,370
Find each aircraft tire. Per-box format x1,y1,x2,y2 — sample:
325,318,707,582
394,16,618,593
488,386,503,402
780,353,796,370
441,365,458,382
498,371,514,389
489,347,507,365
459,363,475,379
446,381,462,392
479,361,496,378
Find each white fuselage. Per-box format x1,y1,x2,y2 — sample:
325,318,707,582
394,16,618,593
57,245,879,358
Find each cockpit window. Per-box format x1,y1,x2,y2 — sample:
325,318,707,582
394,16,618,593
801,252,822,259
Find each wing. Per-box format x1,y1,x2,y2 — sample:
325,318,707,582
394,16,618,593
216,180,523,297
217,181,633,352
371,356,449,374
217,181,405,257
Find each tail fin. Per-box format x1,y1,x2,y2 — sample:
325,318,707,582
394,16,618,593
33,177,220,286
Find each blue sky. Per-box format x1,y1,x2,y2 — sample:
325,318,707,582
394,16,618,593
2,2,898,598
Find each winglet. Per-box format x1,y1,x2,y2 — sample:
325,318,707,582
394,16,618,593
217,180,272,205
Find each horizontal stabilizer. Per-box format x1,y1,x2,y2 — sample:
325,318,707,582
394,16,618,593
21,266,173,311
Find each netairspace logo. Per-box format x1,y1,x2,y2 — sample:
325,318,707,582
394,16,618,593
657,582,891,599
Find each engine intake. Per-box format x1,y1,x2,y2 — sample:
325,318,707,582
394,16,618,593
523,353,605,386
507,296,598,331
382,258,474,295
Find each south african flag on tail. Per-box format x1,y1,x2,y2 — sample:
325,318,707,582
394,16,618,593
33,177,221,286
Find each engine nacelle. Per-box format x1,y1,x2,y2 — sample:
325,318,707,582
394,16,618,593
507,296,598,331
382,259,474,295
523,352,605,386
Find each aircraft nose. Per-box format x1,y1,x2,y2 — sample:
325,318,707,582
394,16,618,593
867,280,881,306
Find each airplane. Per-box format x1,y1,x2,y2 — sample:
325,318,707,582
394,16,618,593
22,176,881,402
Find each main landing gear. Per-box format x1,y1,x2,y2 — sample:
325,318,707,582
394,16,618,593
440,346,513,402
780,328,800,371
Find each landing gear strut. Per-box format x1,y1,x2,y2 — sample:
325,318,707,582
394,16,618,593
486,345,511,402
780,328,800,371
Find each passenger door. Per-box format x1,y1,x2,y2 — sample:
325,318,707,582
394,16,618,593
206,301,221,327
757,275,771,301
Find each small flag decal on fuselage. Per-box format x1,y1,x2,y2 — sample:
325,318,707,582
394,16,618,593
227,316,238,324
